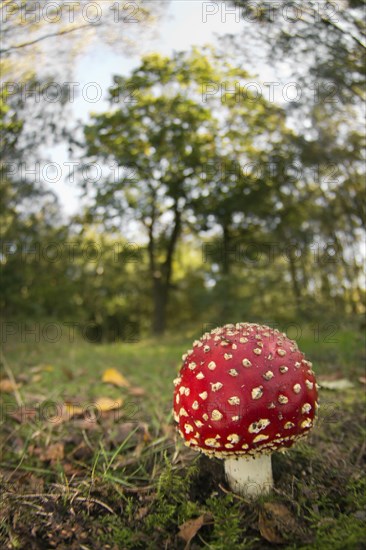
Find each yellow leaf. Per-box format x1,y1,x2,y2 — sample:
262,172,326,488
64,403,84,418
0,379,20,393
30,364,54,373
93,397,124,412
42,365,54,372
102,368,130,388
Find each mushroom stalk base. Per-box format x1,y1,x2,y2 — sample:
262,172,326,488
224,455,273,498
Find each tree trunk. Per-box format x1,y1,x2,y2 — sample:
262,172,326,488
220,222,232,320
147,202,181,336
287,247,302,314
222,222,232,276
152,276,168,336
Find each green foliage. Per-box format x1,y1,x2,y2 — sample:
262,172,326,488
146,456,199,532
204,493,244,548
1,42,364,334
306,514,366,550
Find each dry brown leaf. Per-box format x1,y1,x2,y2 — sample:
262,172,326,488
259,502,298,544
178,513,213,549
107,421,151,447
136,506,149,520
102,368,130,388
110,422,140,442
0,378,20,393
62,462,84,476
72,418,101,431
62,367,74,380
128,386,146,396
38,442,64,463
9,406,37,423
8,473,45,495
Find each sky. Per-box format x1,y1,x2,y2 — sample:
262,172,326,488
48,0,246,215
50,0,247,215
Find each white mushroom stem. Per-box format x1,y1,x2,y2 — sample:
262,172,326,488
224,455,273,498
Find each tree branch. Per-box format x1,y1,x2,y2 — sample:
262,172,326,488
0,23,98,54
295,3,366,51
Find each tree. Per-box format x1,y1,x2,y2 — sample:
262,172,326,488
0,1,169,332
228,0,365,103
223,0,366,318
82,47,300,333
82,50,217,334
1,1,166,72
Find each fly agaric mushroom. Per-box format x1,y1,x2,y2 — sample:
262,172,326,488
173,323,318,497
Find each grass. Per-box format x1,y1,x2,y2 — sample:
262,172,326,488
0,323,365,549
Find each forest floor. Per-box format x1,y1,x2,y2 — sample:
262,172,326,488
1,324,365,549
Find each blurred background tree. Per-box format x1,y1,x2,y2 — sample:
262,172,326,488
1,1,364,339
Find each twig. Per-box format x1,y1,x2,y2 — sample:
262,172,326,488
74,496,116,515
218,483,247,502
12,500,51,517
0,23,98,54
6,489,116,515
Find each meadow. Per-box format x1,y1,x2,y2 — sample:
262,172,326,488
1,324,365,549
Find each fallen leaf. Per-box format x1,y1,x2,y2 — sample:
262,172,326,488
64,402,84,418
38,442,64,463
72,419,101,431
0,378,20,392
259,502,298,544
106,421,151,447
128,386,146,397
178,514,213,549
9,406,37,423
319,378,354,390
30,364,54,373
44,402,86,426
93,396,124,412
62,367,74,380
102,368,130,388
6,473,44,495
43,365,54,372
136,506,149,520
109,422,140,442
17,373,29,383
62,462,85,476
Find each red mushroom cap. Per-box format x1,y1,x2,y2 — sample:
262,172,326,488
173,323,318,458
